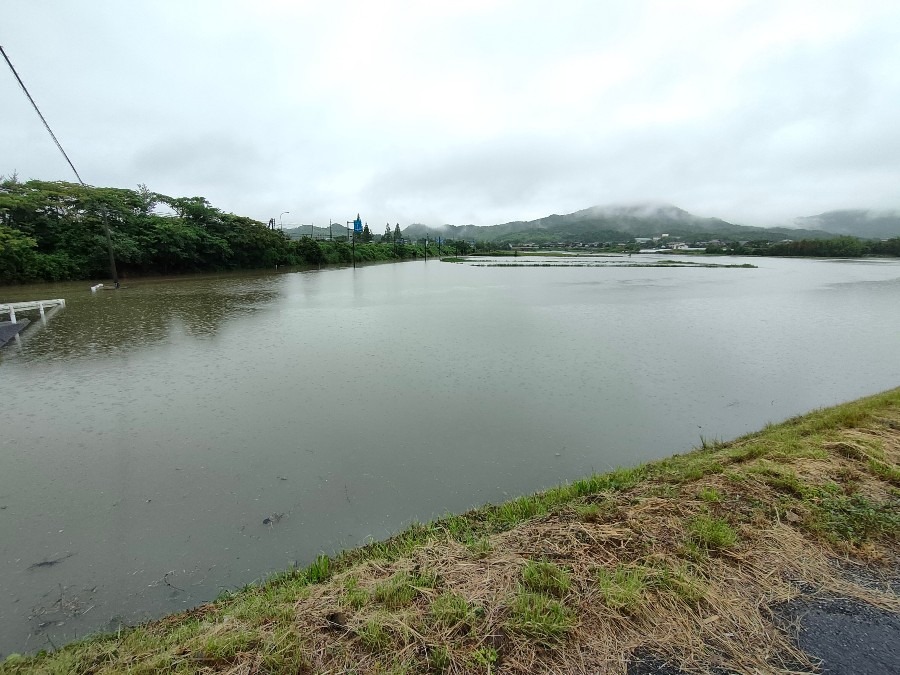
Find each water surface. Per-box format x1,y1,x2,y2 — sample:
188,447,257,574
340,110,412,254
1,255,899,654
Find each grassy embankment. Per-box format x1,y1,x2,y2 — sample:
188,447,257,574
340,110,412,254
4,390,899,674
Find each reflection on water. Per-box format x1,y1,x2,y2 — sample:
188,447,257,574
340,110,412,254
2,273,283,364
1,256,900,655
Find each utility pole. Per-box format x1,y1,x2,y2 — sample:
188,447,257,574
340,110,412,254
2,45,119,286
346,219,357,269
102,208,119,284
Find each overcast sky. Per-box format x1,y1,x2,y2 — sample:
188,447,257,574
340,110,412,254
3,1,899,228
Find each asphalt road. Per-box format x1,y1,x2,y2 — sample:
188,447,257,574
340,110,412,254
779,596,900,675
627,591,900,675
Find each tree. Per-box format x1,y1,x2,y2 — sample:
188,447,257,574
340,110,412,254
0,224,37,281
362,223,373,242
135,183,158,215
451,239,471,255
296,237,326,264
383,223,392,242
393,223,402,243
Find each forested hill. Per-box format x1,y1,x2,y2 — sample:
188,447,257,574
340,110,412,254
403,202,838,244
794,209,900,239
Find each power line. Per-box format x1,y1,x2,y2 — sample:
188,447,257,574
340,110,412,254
1,45,85,186
1,44,118,284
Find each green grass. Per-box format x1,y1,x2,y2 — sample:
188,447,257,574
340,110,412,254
469,645,499,668
429,591,475,630
698,487,722,503
373,570,438,608
521,561,571,597
506,591,574,645
653,565,707,604
466,536,493,558
258,628,310,672
574,500,619,522
357,618,392,651
187,628,261,666
687,515,738,550
342,575,370,609
867,458,900,485
427,645,452,671
574,502,603,521
749,463,809,498
305,553,331,583
809,493,900,545
594,565,648,612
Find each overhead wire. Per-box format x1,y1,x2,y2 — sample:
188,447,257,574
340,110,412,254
1,45,85,186
1,44,119,284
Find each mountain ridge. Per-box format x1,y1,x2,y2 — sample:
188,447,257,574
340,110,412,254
402,202,887,244
794,209,900,239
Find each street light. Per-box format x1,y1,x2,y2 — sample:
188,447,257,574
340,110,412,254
279,211,290,230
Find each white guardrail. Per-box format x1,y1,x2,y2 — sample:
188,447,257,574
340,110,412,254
0,299,66,323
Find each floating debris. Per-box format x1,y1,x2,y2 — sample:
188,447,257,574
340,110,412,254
262,513,285,526
28,552,74,571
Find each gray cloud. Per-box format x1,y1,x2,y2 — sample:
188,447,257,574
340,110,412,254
3,1,899,228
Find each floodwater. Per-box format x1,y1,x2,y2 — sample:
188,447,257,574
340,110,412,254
1,255,899,655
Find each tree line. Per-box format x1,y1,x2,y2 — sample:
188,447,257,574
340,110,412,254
706,236,900,258
0,179,446,284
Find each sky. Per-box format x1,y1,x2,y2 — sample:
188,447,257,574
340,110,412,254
2,0,899,229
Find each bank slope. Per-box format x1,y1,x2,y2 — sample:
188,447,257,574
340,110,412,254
3,390,899,674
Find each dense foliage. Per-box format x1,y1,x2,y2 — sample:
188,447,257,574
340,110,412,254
706,236,900,257
0,179,441,283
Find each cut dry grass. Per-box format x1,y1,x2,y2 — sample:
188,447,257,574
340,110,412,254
4,388,900,674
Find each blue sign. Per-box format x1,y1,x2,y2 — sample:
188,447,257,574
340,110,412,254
354,215,362,232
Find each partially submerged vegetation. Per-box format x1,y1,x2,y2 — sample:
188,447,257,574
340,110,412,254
445,258,757,269
4,389,899,673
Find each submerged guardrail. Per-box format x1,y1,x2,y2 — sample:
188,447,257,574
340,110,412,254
0,299,66,323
